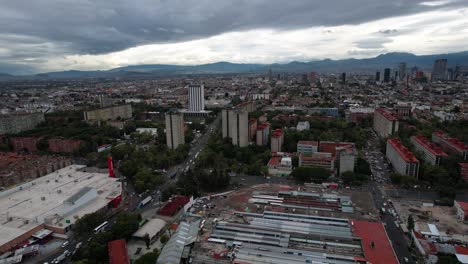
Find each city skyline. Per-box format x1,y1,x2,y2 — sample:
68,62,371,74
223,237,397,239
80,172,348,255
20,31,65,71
1,0,468,74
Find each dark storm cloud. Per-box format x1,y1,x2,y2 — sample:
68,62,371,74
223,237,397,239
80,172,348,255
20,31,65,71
0,0,465,55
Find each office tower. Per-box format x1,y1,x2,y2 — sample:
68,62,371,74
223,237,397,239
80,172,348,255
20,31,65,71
188,84,205,112
375,71,381,82
383,68,391,83
394,70,398,81
222,108,249,147
165,111,185,149
432,59,447,81
447,68,454,81
398,62,406,81
267,68,273,80
410,66,419,79
341,72,346,84
454,65,461,79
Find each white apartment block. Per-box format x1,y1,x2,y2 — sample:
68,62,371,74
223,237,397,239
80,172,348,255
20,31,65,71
386,138,419,178
165,112,185,149
373,108,399,138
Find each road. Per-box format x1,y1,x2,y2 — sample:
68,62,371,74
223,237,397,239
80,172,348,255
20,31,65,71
37,115,221,263
364,131,414,264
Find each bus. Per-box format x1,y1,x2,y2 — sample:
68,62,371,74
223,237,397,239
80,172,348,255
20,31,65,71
138,196,153,208
93,221,109,234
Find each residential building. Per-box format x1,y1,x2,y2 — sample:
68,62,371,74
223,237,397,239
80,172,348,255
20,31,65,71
373,108,399,138
433,111,456,122
432,131,468,160
48,138,84,153
271,128,284,153
188,84,205,112
454,200,468,222
10,137,39,152
346,107,374,123
0,112,45,134
83,104,132,122
394,103,411,119
222,108,248,147
375,71,380,82
309,107,339,117
336,145,356,176
386,138,419,178
248,118,257,141
255,122,270,146
165,111,185,149
296,121,310,131
410,134,448,166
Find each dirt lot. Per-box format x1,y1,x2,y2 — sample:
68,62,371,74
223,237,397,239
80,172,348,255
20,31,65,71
394,201,468,235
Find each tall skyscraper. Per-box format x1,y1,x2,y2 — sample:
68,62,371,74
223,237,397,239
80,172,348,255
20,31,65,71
308,71,317,83
432,59,447,81
375,71,381,82
165,111,185,149
398,62,406,81
188,84,205,112
341,72,346,84
383,68,391,83
222,108,249,147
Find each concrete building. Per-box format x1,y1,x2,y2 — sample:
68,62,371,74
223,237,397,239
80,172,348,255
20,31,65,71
48,138,84,153
346,107,374,123
297,141,356,175
308,107,339,117
386,138,419,178
222,108,248,147
271,129,284,153
296,121,310,131
373,108,399,138
83,104,132,122
0,152,71,188
165,111,185,150
248,118,257,141
10,137,39,152
188,84,205,112
432,131,468,160
399,62,407,81
394,103,412,119
432,59,447,81
0,165,122,252
410,134,447,166
256,122,270,146
267,156,293,177
336,146,357,176
0,112,45,134
299,152,335,171
297,141,319,154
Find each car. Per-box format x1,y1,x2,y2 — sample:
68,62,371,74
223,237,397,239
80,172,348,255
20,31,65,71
76,242,83,249
61,241,70,248
64,250,71,257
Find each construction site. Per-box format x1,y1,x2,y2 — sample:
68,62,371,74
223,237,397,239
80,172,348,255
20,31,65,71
158,183,398,264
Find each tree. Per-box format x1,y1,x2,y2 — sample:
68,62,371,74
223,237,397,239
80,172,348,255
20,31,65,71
160,234,169,244
407,215,415,231
291,167,330,183
135,249,160,264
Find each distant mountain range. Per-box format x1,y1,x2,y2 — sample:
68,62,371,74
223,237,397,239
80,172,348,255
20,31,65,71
1,51,468,80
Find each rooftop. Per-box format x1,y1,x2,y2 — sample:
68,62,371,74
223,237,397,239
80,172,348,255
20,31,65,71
375,107,398,121
352,220,399,264
387,138,419,163
0,165,121,248
412,134,448,157
133,218,166,239
434,131,468,151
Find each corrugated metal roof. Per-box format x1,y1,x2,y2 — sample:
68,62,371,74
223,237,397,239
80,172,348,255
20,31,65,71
157,220,200,264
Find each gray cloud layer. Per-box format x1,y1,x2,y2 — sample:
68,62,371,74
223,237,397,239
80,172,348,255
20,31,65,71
0,0,467,74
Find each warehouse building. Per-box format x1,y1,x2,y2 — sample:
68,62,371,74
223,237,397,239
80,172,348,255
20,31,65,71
0,165,122,252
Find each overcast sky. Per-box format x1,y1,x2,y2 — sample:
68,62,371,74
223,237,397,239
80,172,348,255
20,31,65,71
1,0,468,74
